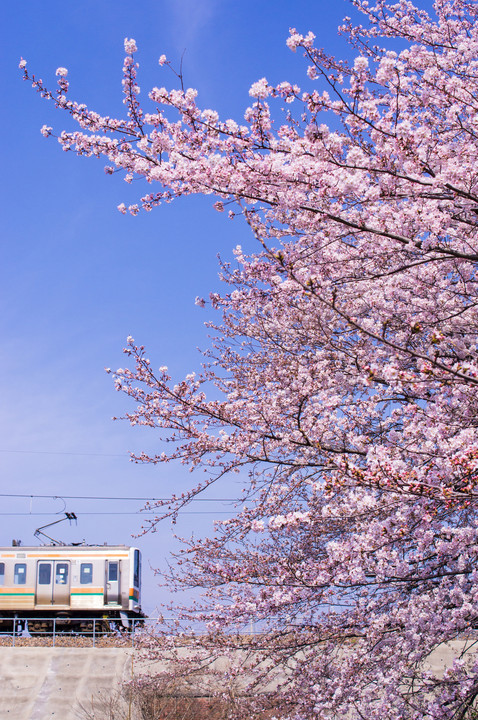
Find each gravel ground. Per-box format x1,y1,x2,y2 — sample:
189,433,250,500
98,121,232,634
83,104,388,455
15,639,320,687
0,634,138,647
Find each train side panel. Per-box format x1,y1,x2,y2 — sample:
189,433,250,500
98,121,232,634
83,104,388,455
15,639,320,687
70,555,109,610
0,552,35,611
0,546,143,621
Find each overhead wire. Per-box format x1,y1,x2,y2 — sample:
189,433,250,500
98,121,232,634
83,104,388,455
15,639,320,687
0,493,235,502
0,449,127,457
0,493,241,515
0,453,244,512
0,511,232,516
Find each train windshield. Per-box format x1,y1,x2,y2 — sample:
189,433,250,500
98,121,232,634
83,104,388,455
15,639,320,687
134,550,141,588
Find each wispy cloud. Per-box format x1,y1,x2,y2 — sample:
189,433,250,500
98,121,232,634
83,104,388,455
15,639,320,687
167,0,220,53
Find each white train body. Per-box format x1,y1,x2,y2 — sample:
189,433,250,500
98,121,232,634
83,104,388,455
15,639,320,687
0,545,143,628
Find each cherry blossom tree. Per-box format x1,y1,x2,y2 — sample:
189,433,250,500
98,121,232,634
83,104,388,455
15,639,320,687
21,1,478,717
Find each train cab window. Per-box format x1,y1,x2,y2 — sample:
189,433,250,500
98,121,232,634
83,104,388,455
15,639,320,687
0,563,4,586
108,562,118,582
80,563,93,585
134,550,141,588
38,563,52,585
14,563,26,585
55,563,69,585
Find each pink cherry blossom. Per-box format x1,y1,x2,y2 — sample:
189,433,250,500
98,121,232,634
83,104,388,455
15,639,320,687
22,1,478,717
124,37,137,54
248,77,269,98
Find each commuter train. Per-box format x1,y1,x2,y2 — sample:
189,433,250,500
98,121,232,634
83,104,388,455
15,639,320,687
0,545,144,633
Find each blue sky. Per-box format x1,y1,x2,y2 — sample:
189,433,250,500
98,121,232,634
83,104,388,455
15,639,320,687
2,0,435,614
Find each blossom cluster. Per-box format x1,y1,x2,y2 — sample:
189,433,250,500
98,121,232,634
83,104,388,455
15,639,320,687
22,1,478,717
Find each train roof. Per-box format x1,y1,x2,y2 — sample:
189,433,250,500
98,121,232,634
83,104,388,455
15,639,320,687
0,545,137,552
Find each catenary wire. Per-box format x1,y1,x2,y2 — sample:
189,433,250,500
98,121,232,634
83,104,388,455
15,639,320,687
0,449,127,456
0,493,235,502
0,511,232,516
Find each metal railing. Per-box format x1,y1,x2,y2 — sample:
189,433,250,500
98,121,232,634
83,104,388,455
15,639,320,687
0,617,251,647
0,616,150,648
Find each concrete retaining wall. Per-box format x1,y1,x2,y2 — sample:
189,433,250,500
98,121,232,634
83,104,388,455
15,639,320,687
0,640,474,719
0,647,132,719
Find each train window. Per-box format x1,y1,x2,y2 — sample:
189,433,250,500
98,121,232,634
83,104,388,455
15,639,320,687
134,550,141,588
0,563,4,586
38,563,52,585
55,564,69,585
80,563,93,584
14,563,26,585
108,562,118,582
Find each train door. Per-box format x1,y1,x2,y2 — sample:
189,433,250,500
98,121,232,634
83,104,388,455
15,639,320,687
105,560,120,604
36,561,71,605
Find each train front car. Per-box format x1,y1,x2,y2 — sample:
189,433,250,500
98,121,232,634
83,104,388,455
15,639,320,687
0,545,144,634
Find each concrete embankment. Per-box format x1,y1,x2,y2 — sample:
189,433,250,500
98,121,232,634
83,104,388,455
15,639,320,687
0,640,474,719
0,647,132,719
